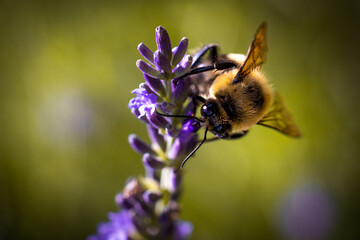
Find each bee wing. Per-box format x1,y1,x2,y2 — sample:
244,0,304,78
235,22,268,81
257,92,301,137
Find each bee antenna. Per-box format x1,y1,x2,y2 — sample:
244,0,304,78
156,110,205,123
181,127,208,169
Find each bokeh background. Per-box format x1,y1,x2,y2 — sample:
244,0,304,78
1,0,359,239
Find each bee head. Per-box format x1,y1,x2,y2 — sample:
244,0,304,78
201,99,232,138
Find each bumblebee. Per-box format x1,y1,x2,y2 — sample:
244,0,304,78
161,23,301,168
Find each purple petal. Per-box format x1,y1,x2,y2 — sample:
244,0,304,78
130,108,148,123
144,165,160,180
173,55,192,78
155,26,172,61
147,125,166,151
108,211,134,231
173,221,193,240
89,211,135,240
128,98,140,109
143,73,166,97
143,153,166,169
167,131,196,161
167,134,186,161
127,197,148,217
115,194,132,210
154,50,172,74
172,37,189,67
182,119,201,133
136,60,159,78
131,86,147,96
139,82,155,95
142,191,162,204
128,134,156,155
172,47,178,56
182,100,195,116
138,43,154,64
138,103,156,118
172,77,190,104
146,112,169,129
114,193,124,206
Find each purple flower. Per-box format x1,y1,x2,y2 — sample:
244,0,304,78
173,221,193,240
143,73,166,97
182,119,201,133
128,84,157,119
90,26,196,240
87,211,135,240
137,26,192,81
168,131,197,162
173,55,192,78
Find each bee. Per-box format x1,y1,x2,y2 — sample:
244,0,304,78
159,23,301,168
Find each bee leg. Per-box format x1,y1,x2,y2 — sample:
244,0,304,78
214,60,238,71
192,44,219,68
186,65,216,76
193,95,205,104
175,45,235,84
156,110,204,123
174,64,216,85
185,44,237,77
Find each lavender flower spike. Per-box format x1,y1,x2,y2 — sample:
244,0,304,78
90,26,197,240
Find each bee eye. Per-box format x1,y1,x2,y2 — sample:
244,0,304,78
214,124,224,133
201,102,217,118
214,123,230,135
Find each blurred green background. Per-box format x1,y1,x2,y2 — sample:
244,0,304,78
1,0,359,239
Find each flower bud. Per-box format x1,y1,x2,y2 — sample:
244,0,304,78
155,26,172,61
154,50,172,74
147,112,169,129
142,153,166,169
128,134,156,155
172,37,189,67
136,60,159,78
138,43,154,64
174,55,192,78
172,77,190,104
143,73,166,97
147,125,166,151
